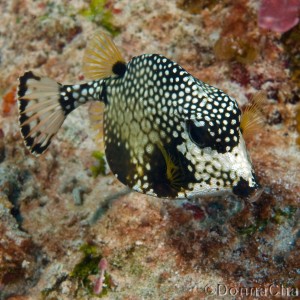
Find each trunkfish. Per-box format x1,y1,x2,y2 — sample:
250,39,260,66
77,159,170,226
17,31,263,200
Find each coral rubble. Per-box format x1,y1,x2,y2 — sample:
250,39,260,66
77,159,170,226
0,0,299,299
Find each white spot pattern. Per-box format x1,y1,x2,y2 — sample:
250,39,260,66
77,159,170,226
94,54,256,199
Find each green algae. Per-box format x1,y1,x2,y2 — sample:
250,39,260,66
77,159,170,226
70,244,112,297
272,206,297,224
110,244,146,277
238,206,297,236
71,244,100,279
80,0,120,36
90,151,106,177
238,219,268,235
37,0,120,37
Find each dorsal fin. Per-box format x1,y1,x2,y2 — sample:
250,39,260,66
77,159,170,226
240,91,266,140
83,31,126,80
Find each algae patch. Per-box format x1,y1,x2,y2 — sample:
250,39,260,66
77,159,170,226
80,0,120,36
214,36,257,64
70,244,112,297
90,151,106,177
238,206,297,236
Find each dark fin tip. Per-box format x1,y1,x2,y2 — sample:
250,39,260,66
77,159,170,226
19,98,29,114
112,61,126,77
18,71,41,97
20,124,31,141
31,139,52,155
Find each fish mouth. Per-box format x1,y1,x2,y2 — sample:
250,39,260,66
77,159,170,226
232,175,263,201
247,187,264,202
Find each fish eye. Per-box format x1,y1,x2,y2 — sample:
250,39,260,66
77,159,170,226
186,120,213,148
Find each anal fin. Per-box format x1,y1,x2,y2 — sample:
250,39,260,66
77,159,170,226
88,101,105,152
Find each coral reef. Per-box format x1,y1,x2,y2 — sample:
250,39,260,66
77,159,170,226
0,195,42,299
258,0,300,33
0,0,299,299
2,87,17,116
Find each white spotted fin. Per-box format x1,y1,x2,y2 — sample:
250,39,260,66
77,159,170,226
83,31,126,80
240,91,266,140
18,71,66,155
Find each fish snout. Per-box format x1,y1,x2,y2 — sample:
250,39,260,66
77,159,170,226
232,175,263,201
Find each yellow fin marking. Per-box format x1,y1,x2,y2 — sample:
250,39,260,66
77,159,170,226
240,91,266,140
157,144,183,190
83,31,125,80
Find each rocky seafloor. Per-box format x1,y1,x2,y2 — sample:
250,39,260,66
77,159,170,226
0,0,299,299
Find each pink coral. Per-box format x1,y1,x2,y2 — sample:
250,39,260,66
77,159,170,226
93,258,108,295
258,0,300,33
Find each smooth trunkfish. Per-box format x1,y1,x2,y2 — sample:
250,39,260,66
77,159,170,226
17,31,263,200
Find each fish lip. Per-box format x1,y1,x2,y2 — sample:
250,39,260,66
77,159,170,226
232,177,262,201
246,186,264,202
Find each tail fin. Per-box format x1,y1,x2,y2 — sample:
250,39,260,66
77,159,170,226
18,71,66,155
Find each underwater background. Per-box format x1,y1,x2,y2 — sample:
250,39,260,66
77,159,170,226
0,0,299,299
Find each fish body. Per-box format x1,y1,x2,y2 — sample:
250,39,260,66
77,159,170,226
17,32,261,200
